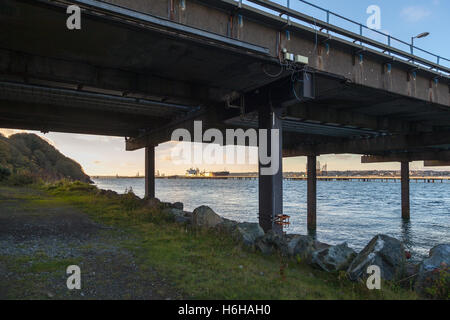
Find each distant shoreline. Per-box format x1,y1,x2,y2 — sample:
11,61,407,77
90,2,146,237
91,170,450,180
91,175,450,182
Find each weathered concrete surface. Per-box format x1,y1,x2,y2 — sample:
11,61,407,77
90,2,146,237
93,0,450,105
1,0,450,166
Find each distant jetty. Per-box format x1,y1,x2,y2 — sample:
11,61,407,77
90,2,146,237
91,174,450,183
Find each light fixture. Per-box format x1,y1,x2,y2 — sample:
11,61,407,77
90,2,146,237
411,32,430,55
414,32,430,39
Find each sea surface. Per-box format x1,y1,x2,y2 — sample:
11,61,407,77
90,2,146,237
93,178,449,260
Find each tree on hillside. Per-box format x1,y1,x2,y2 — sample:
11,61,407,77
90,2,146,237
1,133,92,183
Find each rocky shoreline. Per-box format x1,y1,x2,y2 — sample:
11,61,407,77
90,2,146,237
141,197,449,297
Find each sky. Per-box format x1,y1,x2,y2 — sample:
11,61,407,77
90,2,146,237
1,0,449,176
268,0,450,64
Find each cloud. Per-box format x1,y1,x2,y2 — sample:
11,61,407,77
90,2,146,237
401,6,432,22
73,135,120,142
0,128,57,146
0,128,26,137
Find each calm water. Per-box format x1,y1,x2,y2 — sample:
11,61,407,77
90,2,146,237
93,178,449,260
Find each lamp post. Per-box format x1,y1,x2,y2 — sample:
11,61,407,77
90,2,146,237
411,32,430,55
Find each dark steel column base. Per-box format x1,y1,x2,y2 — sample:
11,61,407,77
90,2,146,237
145,146,155,199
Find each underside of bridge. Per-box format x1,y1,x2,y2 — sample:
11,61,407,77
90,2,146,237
1,0,450,233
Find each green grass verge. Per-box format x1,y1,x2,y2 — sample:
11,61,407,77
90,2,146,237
2,181,419,300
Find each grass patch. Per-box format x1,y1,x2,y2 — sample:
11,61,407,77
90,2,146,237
29,258,81,273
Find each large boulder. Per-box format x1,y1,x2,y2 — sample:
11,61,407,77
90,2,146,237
172,202,184,210
216,218,239,234
174,214,191,225
254,232,315,258
311,242,357,272
286,234,315,259
415,244,450,296
232,223,265,247
347,234,406,281
314,240,331,251
162,207,184,217
192,206,223,228
144,197,162,210
255,231,287,256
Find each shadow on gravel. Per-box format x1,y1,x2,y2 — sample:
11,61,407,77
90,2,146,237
0,186,182,300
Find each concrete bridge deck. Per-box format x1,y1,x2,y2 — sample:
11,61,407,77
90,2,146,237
1,0,450,233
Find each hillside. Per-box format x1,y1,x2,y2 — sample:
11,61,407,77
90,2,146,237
0,133,91,183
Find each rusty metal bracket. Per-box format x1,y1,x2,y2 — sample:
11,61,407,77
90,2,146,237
407,67,419,81
352,48,366,65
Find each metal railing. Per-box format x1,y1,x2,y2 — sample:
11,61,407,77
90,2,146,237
237,0,450,76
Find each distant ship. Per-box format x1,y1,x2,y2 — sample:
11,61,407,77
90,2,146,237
186,168,230,177
210,171,230,177
186,168,201,176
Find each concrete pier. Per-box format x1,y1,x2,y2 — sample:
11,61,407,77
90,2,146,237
307,155,317,231
145,146,155,199
401,161,410,219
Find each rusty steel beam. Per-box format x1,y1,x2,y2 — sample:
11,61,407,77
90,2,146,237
362,151,450,163
124,106,234,151
285,131,450,156
307,155,317,231
0,49,214,106
0,119,134,137
258,105,283,234
401,161,410,220
145,146,156,199
424,160,450,167
6,0,450,107
284,104,423,134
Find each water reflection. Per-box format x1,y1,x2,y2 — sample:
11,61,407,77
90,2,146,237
401,219,413,250
307,228,317,240
93,178,450,259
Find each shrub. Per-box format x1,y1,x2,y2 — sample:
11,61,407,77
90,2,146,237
0,166,11,181
425,266,449,300
8,173,35,186
120,187,142,212
66,181,97,192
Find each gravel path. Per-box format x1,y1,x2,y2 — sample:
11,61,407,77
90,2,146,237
0,186,182,300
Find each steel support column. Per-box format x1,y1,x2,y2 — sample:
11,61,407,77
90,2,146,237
145,146,156,199
307,155,317,231
258,105,283,234
401,161,410,219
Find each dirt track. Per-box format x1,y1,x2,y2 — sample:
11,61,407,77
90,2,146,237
0,186,182,300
